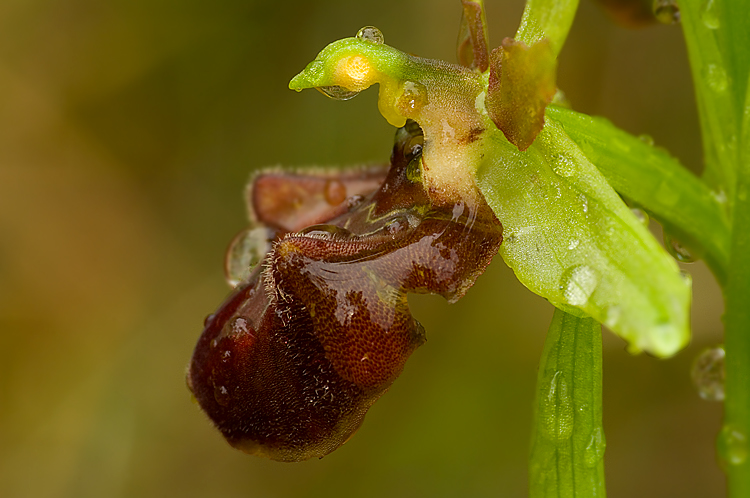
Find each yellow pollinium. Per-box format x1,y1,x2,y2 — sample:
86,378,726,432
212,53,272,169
336,55,375,92
334,55,406,127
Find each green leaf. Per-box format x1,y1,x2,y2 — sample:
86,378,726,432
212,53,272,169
515,0,579,57
476,120,691,357
680,0,750,202
546,104,731,282
530,309,605,497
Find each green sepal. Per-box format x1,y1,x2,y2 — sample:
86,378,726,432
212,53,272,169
476,120,691,357
547,104,731,282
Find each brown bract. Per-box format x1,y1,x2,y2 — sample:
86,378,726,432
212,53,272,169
486,37,557,151
187,123,502,461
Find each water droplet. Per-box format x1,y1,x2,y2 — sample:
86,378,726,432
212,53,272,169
356,26,385,44
561,265,599,306
214,383,230,406
568,239,580,250
638,134,655,146
664,233,696,262
648,323,682,356
584,427,607,467
692,345,725,401
700,0,720,29
204,313,214,327
540,371,574,441
384,216,409,235
551,153,576,177
317,85,360,101
346,194,365,209
653,0,680,24
631,207,649,226
580,194,589,214
324,179,347,206
225,227,271,288
397,81,428,116
705,64,728,93
231,317,250,336
299,224,353,239
680,269,692,286
712,189,728,205
604,305,621,328
394,119,425,166
718,425,748,467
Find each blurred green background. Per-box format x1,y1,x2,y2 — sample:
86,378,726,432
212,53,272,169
0,0,726,496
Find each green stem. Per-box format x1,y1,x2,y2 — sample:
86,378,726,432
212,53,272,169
530,308,605,497
721,74,750,498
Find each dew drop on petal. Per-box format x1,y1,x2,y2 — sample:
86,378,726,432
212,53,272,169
638,134,655,146
397,81,429,116
649,323,682,356
317,86,360,100
561,265,599,306
299,224,353,239
631,207,649,226
324,179,347,206
551,153,576,177
225,227,271,287
384,216,410,235
680,269,693,287
346,194,365,209
356,26,385,44
214,383,230,406
692,345,725,401
604,305,622,329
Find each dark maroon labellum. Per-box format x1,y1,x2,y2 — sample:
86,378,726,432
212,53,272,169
187,121,502,462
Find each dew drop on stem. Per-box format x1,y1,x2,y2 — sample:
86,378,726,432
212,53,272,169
664,233,696,263
692,345,725,401
718,424,748,467
700,0,720,29
540,371,574,441
704,64,728,93
584,427,607,467
652,0,680,24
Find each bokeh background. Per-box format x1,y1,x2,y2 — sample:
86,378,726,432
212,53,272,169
0,0,726,496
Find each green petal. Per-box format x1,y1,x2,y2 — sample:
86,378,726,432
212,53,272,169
476,120,691,357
